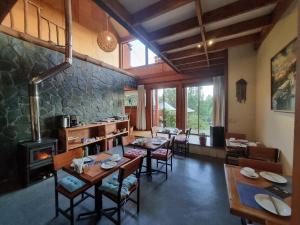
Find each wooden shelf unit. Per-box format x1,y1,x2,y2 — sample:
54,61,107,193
59,120,129,151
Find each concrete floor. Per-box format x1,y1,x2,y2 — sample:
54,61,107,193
0,147,241,225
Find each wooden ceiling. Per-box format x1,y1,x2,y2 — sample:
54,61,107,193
91,1,292,74
0,0,17,22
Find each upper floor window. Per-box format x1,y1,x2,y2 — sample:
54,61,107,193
121,39,161,69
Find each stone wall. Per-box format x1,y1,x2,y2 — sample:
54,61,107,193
0,33,136,182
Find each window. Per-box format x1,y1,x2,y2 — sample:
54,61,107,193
124,91,138,106
121,39,161,69
152,88,176,127
186,85,213,135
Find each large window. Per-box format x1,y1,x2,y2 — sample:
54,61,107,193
186,85,213,135
152,88,176,128
122,39,161,69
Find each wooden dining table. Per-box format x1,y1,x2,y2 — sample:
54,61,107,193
156,127,182,138
132,137,168,177
63,152,130,219
224,164,291,225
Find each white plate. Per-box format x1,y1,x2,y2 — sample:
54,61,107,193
259,171,287,184
240,168,259,179
101,161,117,170
110,154,122,162
255,194,291,216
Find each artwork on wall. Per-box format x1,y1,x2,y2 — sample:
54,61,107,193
236,78,247,103
271,38,297,112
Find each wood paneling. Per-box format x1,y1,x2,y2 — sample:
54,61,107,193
125,106,137,129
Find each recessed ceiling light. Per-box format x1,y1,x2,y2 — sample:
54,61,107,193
208,40,214,46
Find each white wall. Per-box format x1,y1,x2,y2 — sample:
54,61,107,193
228,44,257,140
256,2,298,175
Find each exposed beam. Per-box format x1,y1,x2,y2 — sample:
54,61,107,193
255,0,295,48
203,0,277,24
95,0,180,73
195,0,209,66
159,14,272,52
131,0,194,26
172,51,226,65
148,17,199,41
159,34,201,52
120,34,135,43
0,0,17,23
177,58,225,70
182,65,224,74
168,33,259,59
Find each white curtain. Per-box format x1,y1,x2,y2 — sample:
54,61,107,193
213,76,225,127
136,85,146,130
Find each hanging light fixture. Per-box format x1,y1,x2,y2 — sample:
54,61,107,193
97,14,117,52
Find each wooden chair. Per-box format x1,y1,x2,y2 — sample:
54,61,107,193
99,156,143,225
174,128,191,157
247,146,279,162
151,136,175,180
121,135,146,159
151,126,159,138
238,158,283,174
53,148,93,225
225,132,247,164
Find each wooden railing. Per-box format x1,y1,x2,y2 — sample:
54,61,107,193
4,0,65,46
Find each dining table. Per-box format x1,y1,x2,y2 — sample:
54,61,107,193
156,127,182,138
224,164,291,225
132,137,168,177
63,152,130,219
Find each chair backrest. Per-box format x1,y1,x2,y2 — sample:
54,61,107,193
121,135,136,147
118,156,143,182
186,128,192,138
238,158,283,174
53,148,84,171
225,132,246,139
247,146,279,162
129,126,134,135
151,126,159,138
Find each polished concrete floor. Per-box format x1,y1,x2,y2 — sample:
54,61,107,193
0,147,241,225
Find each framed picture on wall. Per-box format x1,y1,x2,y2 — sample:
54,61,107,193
271,38,297,112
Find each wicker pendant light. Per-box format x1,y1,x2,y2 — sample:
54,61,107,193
97,15,117,52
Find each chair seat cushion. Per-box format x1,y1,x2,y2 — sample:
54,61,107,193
152,148,172,160
99,174,137,198
58,175,86,193
124,148,146,159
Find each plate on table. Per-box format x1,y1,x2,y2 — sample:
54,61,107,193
254,194,291,216
152,140,164,145
110,154,122,162
240,167,259,179
259,171,287,184
101,161,117,170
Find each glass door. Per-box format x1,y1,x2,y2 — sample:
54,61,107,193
152,88,176,127
186,85,213,135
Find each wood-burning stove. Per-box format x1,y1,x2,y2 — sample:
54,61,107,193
18,138,57,186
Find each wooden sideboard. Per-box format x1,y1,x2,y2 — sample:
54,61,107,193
59,120,129,151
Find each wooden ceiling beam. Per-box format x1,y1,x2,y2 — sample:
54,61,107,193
95,0,180,72
255,0,295,48
181,65,224,74
131,0,194,26
172,51,226,65
120,34,135,43
178,58,225,70
148,17,199,41
203,0,277,24
159,14,272,52
168,33,258,60
195,0,209,67
0,0,17,23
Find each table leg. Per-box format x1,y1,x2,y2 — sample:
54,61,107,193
146,149,152,177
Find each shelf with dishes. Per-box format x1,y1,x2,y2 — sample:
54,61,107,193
59,120,129,151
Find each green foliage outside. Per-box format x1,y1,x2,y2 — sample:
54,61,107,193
156,87,213,134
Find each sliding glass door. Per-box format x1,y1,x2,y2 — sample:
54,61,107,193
152,88,176,127
186,85,213,135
